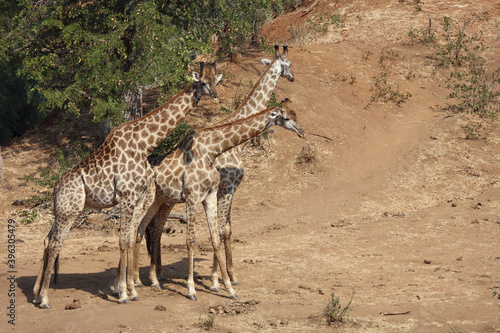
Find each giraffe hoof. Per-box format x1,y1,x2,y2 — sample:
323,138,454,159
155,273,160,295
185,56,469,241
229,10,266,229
130,296,140,301
187,294,198,301
111,290,120,297
231,281,240,286
39,303,51,309
32,298,41,305
117,298,131,304
228,293,239,300
135,283,145,288
158,276,167,282
210,286,222,293
151,284,162,291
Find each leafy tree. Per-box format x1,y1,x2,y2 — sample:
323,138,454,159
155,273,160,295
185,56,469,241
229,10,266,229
0,0,43,145
6,0,207,124
1,0,279,145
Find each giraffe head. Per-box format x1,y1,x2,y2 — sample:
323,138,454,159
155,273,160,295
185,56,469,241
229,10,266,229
269,98,305,138
192,61,223,103
261,44,294,82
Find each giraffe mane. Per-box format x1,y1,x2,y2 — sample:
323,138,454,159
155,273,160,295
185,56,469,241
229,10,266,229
196,106,279,134
128,85,193,125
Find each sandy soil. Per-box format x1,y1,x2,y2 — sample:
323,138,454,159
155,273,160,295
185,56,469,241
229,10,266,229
1,1,499,332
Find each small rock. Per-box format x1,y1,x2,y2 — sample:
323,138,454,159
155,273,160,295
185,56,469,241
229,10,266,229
451,203,457,207
154,305,167,311
65,299,81,310
456,256,463,261
423,260,432,265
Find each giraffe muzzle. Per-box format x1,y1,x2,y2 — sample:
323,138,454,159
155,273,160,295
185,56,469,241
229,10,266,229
210,93,219,104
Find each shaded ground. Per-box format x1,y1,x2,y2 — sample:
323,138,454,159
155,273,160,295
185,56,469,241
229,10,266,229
1,1,500,332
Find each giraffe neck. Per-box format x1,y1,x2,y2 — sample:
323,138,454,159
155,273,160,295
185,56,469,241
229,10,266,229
223,59,281,122
194,107,278,161
118,83,201,155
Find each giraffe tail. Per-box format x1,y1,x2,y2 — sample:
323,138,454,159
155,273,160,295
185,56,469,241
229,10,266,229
145,224,153,257
53,255,60,284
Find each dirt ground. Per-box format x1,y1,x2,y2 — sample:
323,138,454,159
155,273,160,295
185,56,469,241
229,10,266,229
1,1,500,332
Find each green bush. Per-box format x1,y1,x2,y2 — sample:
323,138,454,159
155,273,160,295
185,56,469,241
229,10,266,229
446,56,500,118
150,122,193,158
323,291,355,325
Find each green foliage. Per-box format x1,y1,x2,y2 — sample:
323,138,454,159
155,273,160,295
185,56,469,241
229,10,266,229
460,122,487,140
267,92,281,107
371,49,412,106
7,0,201,123
269,0,302,14
0,62,43,145
435,17,485,67
150,122,193,157
199,313,215,330
21,210,39,224
0,0,280,144
323,291,355,325
445,56,500,118
492,289,500,306
307,13,344,35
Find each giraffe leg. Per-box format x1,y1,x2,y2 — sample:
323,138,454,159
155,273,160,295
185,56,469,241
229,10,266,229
117,231,130,303
37,233,67,307
116,198,138,303
127,186,156,302
147,203,173,290
34,180,85,309
211,168,244,289
133,195,161,287
223,204,239,285
185,200,199,301
214,192,240,286
33,232,51,304
204,191,238,300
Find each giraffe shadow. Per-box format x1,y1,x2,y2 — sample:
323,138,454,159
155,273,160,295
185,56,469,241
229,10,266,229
16,267,119,306
17,257,223,305
136,256,227,300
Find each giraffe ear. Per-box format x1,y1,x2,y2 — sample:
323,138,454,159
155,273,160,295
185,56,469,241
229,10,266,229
192,71,201,82
215,74,223,84
261,59,272,67
282,44,288,56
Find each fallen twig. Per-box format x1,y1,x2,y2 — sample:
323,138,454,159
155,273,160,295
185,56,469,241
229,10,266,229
380,311,411,316
310,132,333,141
302,0,321,16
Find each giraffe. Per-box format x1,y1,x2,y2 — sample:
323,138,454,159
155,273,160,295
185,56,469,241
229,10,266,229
143,45,295,290
32,62,222,309
135,99,305,301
